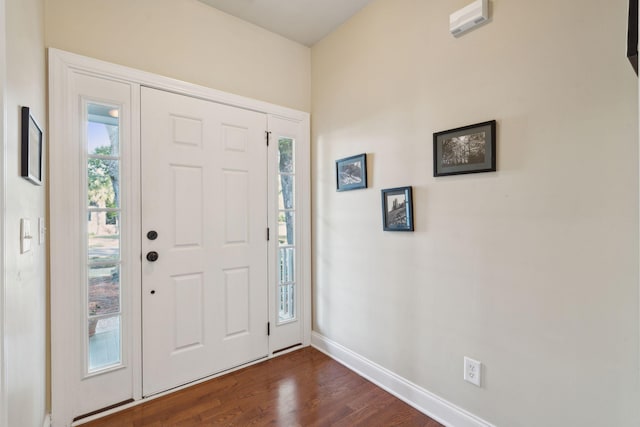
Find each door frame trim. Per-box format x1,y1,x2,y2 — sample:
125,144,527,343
49,48,310,427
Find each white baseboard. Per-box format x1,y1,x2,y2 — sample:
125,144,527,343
311,332,494,427
43,413,51,427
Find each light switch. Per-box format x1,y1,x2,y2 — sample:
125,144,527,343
38,217,45,245
20,218,32,254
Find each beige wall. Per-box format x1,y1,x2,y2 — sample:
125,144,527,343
4,0,48,425
44,0,311,112
311,0,639,426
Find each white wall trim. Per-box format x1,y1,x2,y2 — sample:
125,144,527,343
0,0,8,425
311,332,495,427
43,414,51,427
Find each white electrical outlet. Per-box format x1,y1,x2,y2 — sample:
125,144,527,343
464,356,482,387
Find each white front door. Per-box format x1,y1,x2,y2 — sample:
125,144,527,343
141,87,269,396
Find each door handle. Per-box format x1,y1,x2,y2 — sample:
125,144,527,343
146,251,159,262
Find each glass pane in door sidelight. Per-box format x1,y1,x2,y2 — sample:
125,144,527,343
278,138,294,173
278,212,295,246
86,102,123,374
88,265,120,316
87,104,120,155
87,158,120,209
88,315,121,372
88,214,120,263
278,248,295,284
278,284,295,321
278,178,295,210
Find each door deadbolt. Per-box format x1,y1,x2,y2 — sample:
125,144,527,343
146,251,159,262
147,230,158,240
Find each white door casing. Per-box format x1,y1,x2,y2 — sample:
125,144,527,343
141,87,269,396
49,49,310,426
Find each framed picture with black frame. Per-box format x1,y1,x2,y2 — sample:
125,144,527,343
336,153,367,191
628,0,638,75
433,120,496,177
21,106,43,186
381,186,414,232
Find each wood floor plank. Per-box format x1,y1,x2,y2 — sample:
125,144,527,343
81,347,442,427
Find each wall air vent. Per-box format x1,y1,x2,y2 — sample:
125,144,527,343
450,0,490,37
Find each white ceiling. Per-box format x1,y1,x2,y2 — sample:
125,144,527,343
198,0,375,46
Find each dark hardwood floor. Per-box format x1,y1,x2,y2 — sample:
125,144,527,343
81,347,443,426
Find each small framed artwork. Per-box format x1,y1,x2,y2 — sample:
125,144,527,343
628,0,638,75
433,120,496,177
381,186,414,232
336,153,367,191
21,106,43,185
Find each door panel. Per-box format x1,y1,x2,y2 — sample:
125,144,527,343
173,273,204,350
141,87,268,396
224,170,249,243
224,267,250,335
173,165,204,246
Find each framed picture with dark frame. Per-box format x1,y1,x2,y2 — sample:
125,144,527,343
336,153,367,191
21,106,43,186
628,0,638,75
381,186,414,232
433,120,496,177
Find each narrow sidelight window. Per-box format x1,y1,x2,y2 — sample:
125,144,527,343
277,138,296,323
86,103,123,373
